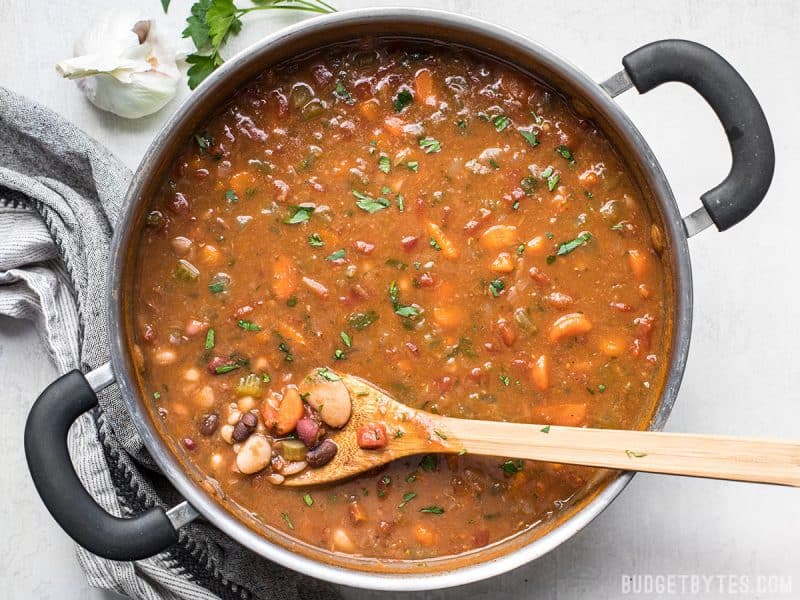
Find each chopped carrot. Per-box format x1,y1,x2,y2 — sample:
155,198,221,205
549,313,593,343
600,336,627,357
359,99,381,121
414,68,435,103
199,244,222,266
480,225,518,250
413,524,436,546
229,171,258,199
275,386,304,435
526,235,548,256
534,403,588,427
383,116,406,136
432,305,465,330
531,355,549,391
627,249,650,279
261,400,279,431
276,321,307,348
426,221,460,259
270,255,298,300
490,252,516,273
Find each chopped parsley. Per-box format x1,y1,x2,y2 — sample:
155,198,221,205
499,374,510,386
194,132,212,150
152,391,161,400
204,328,215,350
556,145,576,164
215,363,240,374
396,194,405,212
419,506,445,514
302,493,314,507
353,189,391,213
429,237,441,251
378,155,391,174
281,512,294,530
610,222,625,231
519,129,539,147
389,281,420,319
540,165,560,191
286,296,298,307
334,80,355,104
502,459,524,474
278,340,294,362
225,189,239,203
492,114,510,132
420,454,437,472
308,233,324,247
398,492,417,509
598,384,607,393
394,89,413,112
284,205,314,224
419,137,442,154
406,161,419,172
325,248,346,261
347,310,378,330
208,281,226,294
340,331,352,347
237,320,261,331
541,425,551,433
520,175,538,196
433,430,448,440
489,278,505,297
333,349,345,360
557,232,592,257
316,367,340,381
488,158,500,170
517,244,526,256
626,450,648,459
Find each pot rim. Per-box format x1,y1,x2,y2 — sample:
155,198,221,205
109,7,693,591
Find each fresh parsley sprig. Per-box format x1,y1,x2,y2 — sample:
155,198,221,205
163,0,336,89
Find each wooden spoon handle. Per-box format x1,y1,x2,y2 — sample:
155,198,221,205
435,417,800,486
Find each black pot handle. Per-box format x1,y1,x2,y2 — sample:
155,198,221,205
24,369,179,561
620,39,774,233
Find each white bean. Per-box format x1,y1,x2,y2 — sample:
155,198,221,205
332,528,356,553
154,349,177,365
280,461,308,476
235,434,272,475
220,424,234,444
195,385,214,408
298,372,351,428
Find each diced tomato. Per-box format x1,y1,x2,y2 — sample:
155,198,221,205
357,423,389,449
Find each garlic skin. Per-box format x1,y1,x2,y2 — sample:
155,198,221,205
56,12,180,119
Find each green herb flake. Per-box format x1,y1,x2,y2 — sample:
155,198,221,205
541,425,551,433
281,512,294,530
419,137,442,154
152,391,161,400
204,327,215,350
502,459,524,474
333,349,345,360
406,161,419,172
340,331,352,347
237,320,261,332
286,296,298,308
326,248,346,261
610,222,625,231
556,145,576,164
405,473,417,483
519,129,539,147
433,430,448,440
429,237,441,251
492,114,510,132
262,373,271,383
419,506,445,514
517,244,526,256
308,233,324,247
347,310,379,330
334,80,355,104
394,429,405,439
215,363,240,375
489,279,505,297
316,367,341,382
394,89,413,112
598,384,607,393
353,189,391,214
378,155,391,174
499,374,510,386
303,493,314,507
208,281,226,294
420,454,437,472
398,492,417,509
284,205,314,224
389,280,421,319
626,450,648,459
488,158,500,170
225,189,239,202
556,232,592,257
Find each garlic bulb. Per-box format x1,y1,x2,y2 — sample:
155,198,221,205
56,12,181,119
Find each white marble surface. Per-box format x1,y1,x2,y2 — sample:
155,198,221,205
1,0,798,598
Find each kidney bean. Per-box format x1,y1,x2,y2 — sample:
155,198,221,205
296,418,321,448
182,437,196,450
306,439,338,468
169,192,190,215
232,412,257,442
199,413,220,436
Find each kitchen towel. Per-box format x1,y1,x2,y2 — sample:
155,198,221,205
0,87,340,600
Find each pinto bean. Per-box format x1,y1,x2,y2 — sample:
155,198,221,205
306,439,338,468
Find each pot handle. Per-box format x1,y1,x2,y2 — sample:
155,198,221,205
617,39,775,234
24,367,195,560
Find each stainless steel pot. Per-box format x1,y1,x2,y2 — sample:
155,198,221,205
24,8,774,591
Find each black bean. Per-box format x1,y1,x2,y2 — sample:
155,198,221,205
232,412,257,442
306,439,338,468
199,413,220,436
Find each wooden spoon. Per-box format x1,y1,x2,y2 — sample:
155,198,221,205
284,371,800,487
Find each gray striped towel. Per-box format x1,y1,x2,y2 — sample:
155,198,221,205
0,87,340,600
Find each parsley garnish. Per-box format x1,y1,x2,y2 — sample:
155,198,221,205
179,0,336,90
556,232,592,257
378,155,391,174
556,145,576,164
204,328,215,350
334,80,354,104
389,281,420,319
502,459,524,474
325,248,345,261
499,374,510,386
419,506,445,514
225,189,238,202
419,137,442,154
406,161,419,172
626,450,648,458
519,129,539,147
237,320,261,331
303,493,313,507
316,367,341,381
308,233,324,247
284,205,313,224
420,454,437,472
347,310,378,330
208,281,226,294
340,331,352,347
333,349,345,360
540,165,560,191
492,114,510,132
353,189,391,213
398,492,417,509
429,237,441,251
489,279,505,297
394,89,413,112
281,512,294,530
153,391,161,400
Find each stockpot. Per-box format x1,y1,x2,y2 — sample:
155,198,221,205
24,8,774,591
